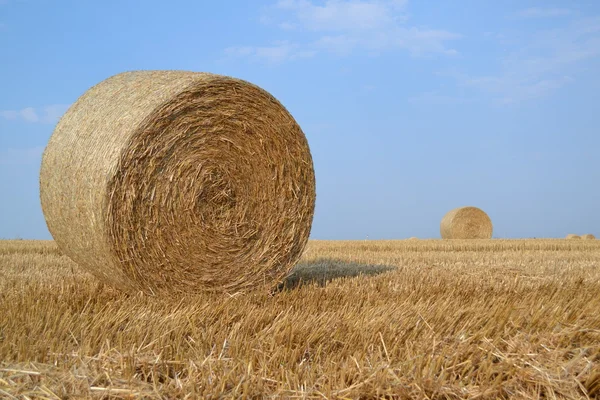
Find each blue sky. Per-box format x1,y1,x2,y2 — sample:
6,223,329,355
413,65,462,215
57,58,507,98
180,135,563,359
1,0,599,240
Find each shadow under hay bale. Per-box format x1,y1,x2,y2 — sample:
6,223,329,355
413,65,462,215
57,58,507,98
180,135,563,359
276,259,395,291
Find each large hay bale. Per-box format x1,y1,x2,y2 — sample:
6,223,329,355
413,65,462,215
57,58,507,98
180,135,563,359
566,234,581,240
582,234,596,240
40,70,316,295
440,206,493,239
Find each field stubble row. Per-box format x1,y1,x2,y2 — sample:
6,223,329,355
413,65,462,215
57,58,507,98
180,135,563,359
0,239,599,399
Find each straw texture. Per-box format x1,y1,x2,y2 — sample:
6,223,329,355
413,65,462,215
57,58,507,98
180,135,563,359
39,70,316,295
440,206,493,239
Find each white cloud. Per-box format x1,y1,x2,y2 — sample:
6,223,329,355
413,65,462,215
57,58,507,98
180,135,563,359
275,0,403,32
20,107,38,122
463,75,574,104
408,91,472,105
0,104,70,124
516,7,573,18
41,104,70,124
279,21,298,30
0,110,18,120
450,16,600,104
225,41,317,65
394,27,461,56
226,0,460,63
314,27,460,56
0,146,44,166
314,34,358,55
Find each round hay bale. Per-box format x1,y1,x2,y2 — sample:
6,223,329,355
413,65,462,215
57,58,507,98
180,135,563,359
440,206,493,239
582,234,596,240
566,234,581,240
40,70,316,295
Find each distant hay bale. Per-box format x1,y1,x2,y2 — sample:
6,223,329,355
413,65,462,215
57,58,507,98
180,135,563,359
40,71,316,295
440,206,493,239
407,237,419,240
566,234,581,240
582,234,596,240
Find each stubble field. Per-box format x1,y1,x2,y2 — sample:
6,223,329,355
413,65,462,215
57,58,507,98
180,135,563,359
1,239,599,399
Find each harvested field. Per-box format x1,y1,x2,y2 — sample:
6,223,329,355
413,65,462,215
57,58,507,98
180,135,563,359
1,239,599,399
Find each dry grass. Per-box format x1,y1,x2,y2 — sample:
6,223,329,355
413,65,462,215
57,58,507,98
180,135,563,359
1,239,599,399
39,70,315,296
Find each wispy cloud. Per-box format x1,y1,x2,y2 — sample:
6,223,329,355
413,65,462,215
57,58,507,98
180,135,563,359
42,104,71,123
0,108,39,122
408,91,472,106
462,75,575,104
274,0,406,32
224,41,316,65
314,27,460,56
278,21,298,30
0,104,70,124
516,7,573,19
0,146,44,165
449,16,600,104
226,0,460,63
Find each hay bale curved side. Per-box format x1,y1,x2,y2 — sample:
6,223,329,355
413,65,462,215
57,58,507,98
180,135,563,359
40,70,316,295
566,234,582,240
582,234,596,240
440,206,493,239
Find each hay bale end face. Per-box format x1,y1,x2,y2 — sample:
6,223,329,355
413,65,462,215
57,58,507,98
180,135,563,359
566,234,581,240
40,70,316,295
582,234,596,240
440,206,493,239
